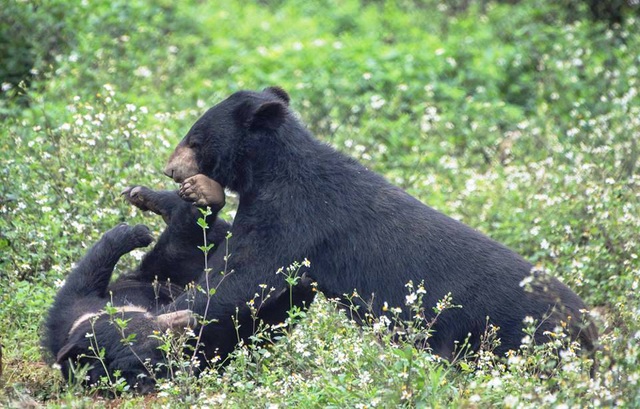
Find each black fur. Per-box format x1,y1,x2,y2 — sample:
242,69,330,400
163,87,597,363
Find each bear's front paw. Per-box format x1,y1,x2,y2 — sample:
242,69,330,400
179,174,225,210
121,186,153,212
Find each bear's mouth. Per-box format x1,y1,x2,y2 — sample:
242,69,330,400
167,169,190,184
164,145,199,184
166,169,197,184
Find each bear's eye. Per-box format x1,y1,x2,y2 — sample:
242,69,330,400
188,135,202,148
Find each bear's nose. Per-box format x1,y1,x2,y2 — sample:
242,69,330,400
163,166,174,179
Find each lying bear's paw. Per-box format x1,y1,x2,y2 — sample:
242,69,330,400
104,223,154,251
121,185,155,212
179,174,226,210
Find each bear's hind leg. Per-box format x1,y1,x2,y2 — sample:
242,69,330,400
62,223,154,298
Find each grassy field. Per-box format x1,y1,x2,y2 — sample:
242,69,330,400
1,0,639,407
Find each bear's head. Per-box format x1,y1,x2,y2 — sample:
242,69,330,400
164,87,291,193
55,309,194,393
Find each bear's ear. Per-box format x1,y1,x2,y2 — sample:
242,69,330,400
264,86,290,106
235,101,286,131
56,341,81,364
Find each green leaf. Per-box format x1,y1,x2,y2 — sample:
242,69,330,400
114,317,131,330
197,218,209,229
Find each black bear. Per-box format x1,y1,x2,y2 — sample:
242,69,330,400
161,86,597,362
44,180,314,390
43,182,230,391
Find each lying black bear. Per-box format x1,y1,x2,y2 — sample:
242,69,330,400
162,86,597,361
43,182,229,391
44,181,312,389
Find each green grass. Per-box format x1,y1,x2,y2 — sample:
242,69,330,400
1,0,639,407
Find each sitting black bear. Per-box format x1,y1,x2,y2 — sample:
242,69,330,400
160,86,597,362
49,85,598,390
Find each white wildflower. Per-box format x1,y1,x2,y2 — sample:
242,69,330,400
405,293,417,305
370,95,386,110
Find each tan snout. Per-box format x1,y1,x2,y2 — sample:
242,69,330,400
164,144,199,183
157,309,196,333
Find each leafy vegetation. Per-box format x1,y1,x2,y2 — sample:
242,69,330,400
1,0,639,407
